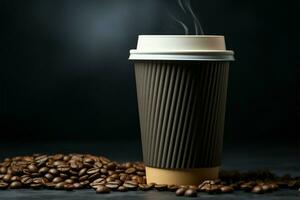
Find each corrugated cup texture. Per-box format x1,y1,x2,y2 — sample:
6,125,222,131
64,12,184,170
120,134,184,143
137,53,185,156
134,60,229,169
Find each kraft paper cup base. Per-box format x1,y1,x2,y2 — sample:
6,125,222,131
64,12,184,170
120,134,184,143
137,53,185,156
145,166,219,185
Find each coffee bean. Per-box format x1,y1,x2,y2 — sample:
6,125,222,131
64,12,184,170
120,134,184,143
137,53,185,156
105,182,119,190
55,182,65,190
87,168,100,175
184,189,197,197
53,177,63,183
123,180,138,190
28,164,38,173
0,167,7,174
65,179,74,184
125,167,136,174
21,177,33,185
44,173,54,181
78,168,87,177
49,168,59,176
155,184,168,191
168,184,179,191
220,186,234,193
252,185,264,194
3,174,12,182
64,184,74,191
88,172,101,181
0,182,8,189
261,184,271,193
298,187,300,192
11,176,20,182
39,167,49,174
96,185,111,193
138,184,153,191
10,181,22,189
176,188,186,196
30,183,43,189
57,165,70,172
117,185,128,192
240,183,253,192
79,175,89,182
94,162,103,168
73,182,82,189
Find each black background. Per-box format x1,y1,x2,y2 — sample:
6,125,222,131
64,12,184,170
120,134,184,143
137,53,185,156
0,0,299,151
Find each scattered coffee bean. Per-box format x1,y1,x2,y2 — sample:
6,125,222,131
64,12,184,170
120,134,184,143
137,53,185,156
96,185,111,194
10,181,22,189
252,185,264,194
117,185,128,192
0,154,299,198
220,185,234,193
184,189,197,197
154,184,168,191
176,188,186,196
0,182,8,189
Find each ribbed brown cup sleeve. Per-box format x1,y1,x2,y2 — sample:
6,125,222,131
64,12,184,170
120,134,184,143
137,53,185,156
134,61,229,169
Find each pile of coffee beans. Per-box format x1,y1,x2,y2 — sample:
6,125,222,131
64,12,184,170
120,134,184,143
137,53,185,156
0,154,299,198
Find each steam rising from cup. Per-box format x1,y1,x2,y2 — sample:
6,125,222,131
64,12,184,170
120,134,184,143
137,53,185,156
172,0,204,35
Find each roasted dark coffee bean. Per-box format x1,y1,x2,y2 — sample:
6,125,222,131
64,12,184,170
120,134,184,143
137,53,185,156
154,184,168,191
73,182,82,189
52,154,64,161
93,178,105,184
100,168,108,174
0,167,7,174
184,189,197,197
78,168,87,177
87,168,100,175
105,183,119,190
240,183,253,192
176,188,186,196
125,167,136,174
21,177,33,185
117,185,128,192
64,184,74,191
270,183,279,191
138,184,153,191
55,182,65,190
3,174,12,182
28,164,38,173
57,165,70,172
206,184,221,194
106,162,116,170
261,184,271,193
220,186,234,193
52,177,63,183
65,179,74,184
60,173,69,179
44,173,54,181
10,181,22,189
49,168,59,175
94,162,103,168
80,180,90,187
168,184,179,191
252,185,264,194
11,176,20,182
30,183,43,189
89,173,101,181
96,185,111,193
123,180,138,190
0,182,8,189
79,175,89,182
39,167,49,174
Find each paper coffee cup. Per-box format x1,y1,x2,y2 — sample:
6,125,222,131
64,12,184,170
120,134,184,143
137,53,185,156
129,35,234,185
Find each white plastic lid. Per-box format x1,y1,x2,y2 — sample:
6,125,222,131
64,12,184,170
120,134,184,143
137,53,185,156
129,35,234,61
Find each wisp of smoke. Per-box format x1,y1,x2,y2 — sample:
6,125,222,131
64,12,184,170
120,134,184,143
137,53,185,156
174,0,204,35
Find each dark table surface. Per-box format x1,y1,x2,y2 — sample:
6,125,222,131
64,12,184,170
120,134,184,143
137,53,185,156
0,140,299,200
